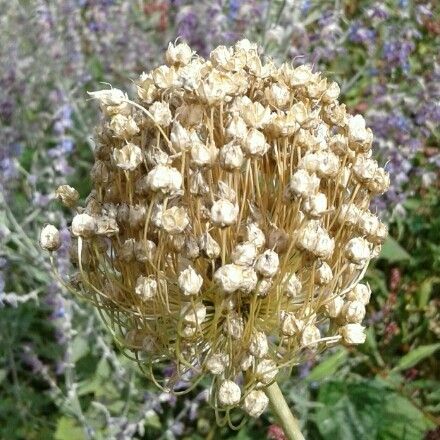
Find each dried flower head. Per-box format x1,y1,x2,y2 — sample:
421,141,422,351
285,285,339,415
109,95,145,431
44,40,388,420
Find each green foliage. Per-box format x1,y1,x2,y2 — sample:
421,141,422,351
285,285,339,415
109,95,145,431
313,378,434,440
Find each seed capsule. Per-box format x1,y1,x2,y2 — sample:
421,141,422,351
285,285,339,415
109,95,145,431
242,390,269,418
40,224,61,251
178,266,203,296
218,380,241,406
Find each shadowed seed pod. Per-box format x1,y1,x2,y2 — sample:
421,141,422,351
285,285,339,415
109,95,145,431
44,40,389,423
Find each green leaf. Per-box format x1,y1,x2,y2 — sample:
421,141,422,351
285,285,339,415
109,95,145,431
71,336,89,363
391,343,440,372
55,417,86,440
417,277,440,308
379,236,411,263
306,349,348,382
313,378,434,440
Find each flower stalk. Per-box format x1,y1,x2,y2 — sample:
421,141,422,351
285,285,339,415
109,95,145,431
265,382,305,440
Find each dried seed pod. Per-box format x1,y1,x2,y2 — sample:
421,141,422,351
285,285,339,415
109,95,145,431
55,185,79,208
339,323,366,345
71,213,97,238
218,380,241,406
40,224,61,251
242,390,269,418
135,276,157,300
178,266,203,296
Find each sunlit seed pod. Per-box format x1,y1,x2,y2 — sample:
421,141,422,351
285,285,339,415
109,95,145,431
134,240,156,263
210,45,234,69
325,296,344,318
346,283,371,305
96,216,119,236
210,199,239,227
55,185,79,208
223,313,244,339
242,128,269,156
135,276,157,300
40,224,61,251
170,121,192,152
256,278,273,297
148,101,173,127
338,203,361,226
218,380,241,407
315,151,340,178
88,88,126,107
345,237,371,266
353,156,378,182
246,223,266,249
161,206,189,234
136,73,157,104
264,82,291,108
300,325,321,348
302,193,328,218
249,331,269,358
286,169,320,199
145,164,183,194
239,267,258,294
217,181,236,203
347,114,373,151
255,250,279,278
339,323,366,345
283,273,302,298
280,312,304,336
71,213,97,238
113,142,143,171
191,142,218,168
240,353,254,371
199,232,221,259
178,266,203,296
367,167,390,194
297,220,334,260
182,302,206,326
206,353,229,375
342,300,366,324
240,99,272,129
165,41,193,66
315,261,333,285
242,390,269,418
322,81,340,103
110,114,139,138
219,141,244,170
151,65,178,89
214,264,243,293
255,359,278,386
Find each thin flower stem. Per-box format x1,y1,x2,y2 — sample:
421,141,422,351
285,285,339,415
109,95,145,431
265,382,305,440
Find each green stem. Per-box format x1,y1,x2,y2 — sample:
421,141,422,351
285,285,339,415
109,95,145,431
265,382,305,440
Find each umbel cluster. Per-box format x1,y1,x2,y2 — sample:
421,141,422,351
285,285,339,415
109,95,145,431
41,40,389,419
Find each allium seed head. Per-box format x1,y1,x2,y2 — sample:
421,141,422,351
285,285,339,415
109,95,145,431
46,40,388,419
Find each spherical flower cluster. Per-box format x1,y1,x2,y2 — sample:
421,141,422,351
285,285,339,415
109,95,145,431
43,40,389,420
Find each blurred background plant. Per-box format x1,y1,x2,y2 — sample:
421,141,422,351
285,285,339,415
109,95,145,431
0,0,438,439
